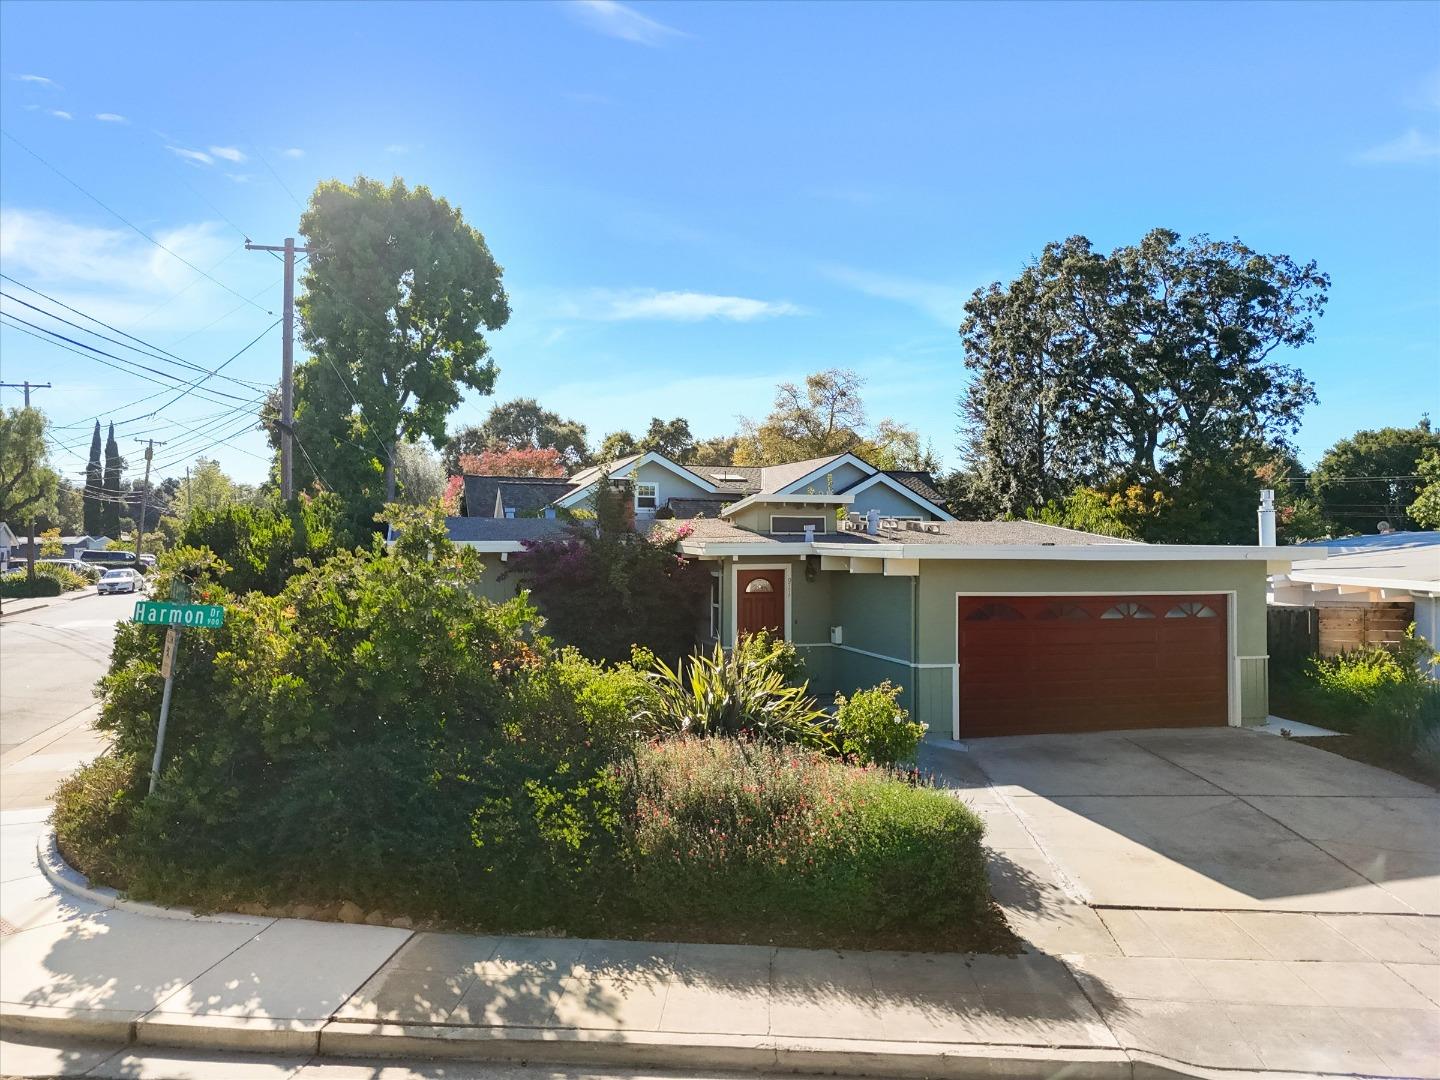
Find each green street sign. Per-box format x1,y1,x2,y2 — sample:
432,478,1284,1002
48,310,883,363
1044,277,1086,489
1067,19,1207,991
132,601,226,628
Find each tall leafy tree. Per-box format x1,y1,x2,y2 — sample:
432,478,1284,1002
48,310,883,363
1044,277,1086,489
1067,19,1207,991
102,422,123,537
294,176,510,522
458,447,569,477
0,407,58,530
1408,449,1440,530
83,420,103,536
956,229,1328,531
735,369,925,468
595,417,697,464
1310,419,1439,534
444,398,588,472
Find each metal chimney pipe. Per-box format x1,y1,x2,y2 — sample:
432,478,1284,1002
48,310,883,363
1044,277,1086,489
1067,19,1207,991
866,509,880,535
1257,489,1276,546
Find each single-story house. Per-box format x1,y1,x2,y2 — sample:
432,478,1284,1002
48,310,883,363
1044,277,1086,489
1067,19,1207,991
446,455,1320,743
1269,530,1438,660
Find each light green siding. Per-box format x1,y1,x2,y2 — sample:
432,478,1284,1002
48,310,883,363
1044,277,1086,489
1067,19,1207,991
789,461,868,495
470,556,525,605
725,505,838,534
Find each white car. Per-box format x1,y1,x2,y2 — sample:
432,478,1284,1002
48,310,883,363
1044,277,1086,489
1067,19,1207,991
98,568,145,595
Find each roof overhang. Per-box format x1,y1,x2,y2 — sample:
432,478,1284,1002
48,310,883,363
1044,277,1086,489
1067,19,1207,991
718,492,854,519
676,539,1320,561
555,450,721,509
836,472,956,521
1284,569,1440,597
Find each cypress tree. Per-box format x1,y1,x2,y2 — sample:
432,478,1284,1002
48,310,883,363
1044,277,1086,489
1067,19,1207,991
102,422,123,538
83,421,104,536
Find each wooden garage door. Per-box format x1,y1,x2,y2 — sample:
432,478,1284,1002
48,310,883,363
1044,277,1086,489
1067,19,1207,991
957,594,1228,738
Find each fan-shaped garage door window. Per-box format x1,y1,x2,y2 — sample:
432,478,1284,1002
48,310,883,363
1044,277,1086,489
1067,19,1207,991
1101,602,1157,619
965,602,1023,621
1165,601,1218,618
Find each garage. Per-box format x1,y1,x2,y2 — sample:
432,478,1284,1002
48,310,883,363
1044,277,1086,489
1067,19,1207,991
957,594,1230,738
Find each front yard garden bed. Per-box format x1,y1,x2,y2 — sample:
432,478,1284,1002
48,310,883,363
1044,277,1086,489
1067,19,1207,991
52,509,1006,953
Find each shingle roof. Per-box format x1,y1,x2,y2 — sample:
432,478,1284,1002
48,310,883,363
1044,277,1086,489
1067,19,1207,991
462,475,573,517
494,478,576,515
757,454,848,493
446,517,575,543
663,497,738,519
687,465,762,493
567,454,642,488
841,519,1137,546
880,470,948,509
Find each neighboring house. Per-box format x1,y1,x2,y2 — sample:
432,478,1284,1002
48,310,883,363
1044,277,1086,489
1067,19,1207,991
449,481,1318,743
1269,531,1439,662
0,522,18,570
460,450,954,524
6,534,111,561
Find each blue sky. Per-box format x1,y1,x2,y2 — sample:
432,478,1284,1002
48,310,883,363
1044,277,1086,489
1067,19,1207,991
1,0,1436,487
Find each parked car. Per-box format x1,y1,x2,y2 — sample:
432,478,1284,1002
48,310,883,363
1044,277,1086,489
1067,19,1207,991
80,549,138,570
36,558,102,583
138,553,158,570
97,568,145,595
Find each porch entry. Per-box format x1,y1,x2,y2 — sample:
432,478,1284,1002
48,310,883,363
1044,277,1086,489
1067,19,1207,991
737,569,785,638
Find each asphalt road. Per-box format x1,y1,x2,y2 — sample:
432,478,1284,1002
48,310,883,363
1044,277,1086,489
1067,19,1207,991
0,592,136,757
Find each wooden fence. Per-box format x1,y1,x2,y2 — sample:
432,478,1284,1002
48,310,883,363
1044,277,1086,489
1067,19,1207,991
1268,602,1415,671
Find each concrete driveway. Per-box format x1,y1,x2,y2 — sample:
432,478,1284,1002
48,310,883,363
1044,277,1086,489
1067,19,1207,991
937,727,1440,916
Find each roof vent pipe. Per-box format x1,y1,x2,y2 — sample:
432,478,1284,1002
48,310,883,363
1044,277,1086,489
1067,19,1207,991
866,509,880,535
504,507,517,520
544,507,557,519
803,524,816,542
1257,489,1276,546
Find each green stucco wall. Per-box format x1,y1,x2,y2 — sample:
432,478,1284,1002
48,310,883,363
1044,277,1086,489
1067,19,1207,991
470,555,526,605
724,554,1271,743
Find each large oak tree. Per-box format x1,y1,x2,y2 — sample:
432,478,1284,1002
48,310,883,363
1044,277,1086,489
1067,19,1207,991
957,229,1329,540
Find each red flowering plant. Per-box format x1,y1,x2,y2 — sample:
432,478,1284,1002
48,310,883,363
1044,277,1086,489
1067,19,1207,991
506,480,711,665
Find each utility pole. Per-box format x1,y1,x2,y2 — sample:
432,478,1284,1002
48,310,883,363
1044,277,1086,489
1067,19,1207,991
246,238,310,500
1,381,52,580
133,438,166,562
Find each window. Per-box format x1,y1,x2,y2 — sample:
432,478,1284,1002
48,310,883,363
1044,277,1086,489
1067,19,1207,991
1165,601,1218,618
710,574,722,639
1101,602,1157,619
965,602,1023,621
634,482,658,511
744,578,775,593
769,515,827,534
1036,602,1089,620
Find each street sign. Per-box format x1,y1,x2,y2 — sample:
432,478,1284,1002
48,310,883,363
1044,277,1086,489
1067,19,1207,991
132,601,225,628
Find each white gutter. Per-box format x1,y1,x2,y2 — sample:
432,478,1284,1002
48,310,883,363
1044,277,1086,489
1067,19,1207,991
1287,569,1440,596
718,492,854,519
677,540,1326,562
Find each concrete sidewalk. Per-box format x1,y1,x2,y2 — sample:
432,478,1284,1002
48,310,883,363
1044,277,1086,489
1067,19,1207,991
3,815,1438,1078
0,586,98,620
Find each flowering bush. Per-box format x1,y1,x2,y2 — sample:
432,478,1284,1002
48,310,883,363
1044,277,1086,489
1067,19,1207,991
620,738,989,934
506,482,711,664
834,680,927,765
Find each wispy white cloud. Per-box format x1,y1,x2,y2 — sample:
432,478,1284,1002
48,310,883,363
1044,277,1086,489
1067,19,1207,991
227,173,253,184
45,109,72,120
0,208,234,330
559,288,803,322
166,145,214,166
209,145,246,163
13,73,58,87
822,264,975,326
1354,128,1440,165
94,113,128,124
569,0,686,47
384,143,413,154
280,147,304,158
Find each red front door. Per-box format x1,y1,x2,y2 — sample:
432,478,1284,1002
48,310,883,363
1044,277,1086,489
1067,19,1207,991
737,570,785,638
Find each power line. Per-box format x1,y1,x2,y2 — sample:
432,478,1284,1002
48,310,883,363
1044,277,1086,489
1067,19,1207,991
0,313,258,404
148,319,281,413
0,129,273,314
0,284,271,391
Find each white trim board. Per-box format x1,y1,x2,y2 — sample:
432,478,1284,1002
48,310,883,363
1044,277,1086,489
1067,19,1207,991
836,471,957,522
555,450,721,509
728,562,793,645
775,452,877,495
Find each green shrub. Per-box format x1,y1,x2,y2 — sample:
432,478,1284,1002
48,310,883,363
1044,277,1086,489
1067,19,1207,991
1,571,62,598
175,491,350,596
620,738,988,933
734,629,806,685
1302,629,1440,755
834,680,927,765
636,641,831,747
51,753,144,887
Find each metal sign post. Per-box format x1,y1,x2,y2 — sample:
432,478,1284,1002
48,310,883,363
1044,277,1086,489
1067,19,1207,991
148,628,181,795
133,586,225,795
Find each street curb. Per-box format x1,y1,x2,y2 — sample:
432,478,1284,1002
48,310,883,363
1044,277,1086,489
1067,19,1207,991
38,826,273,926
0,586,98,619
